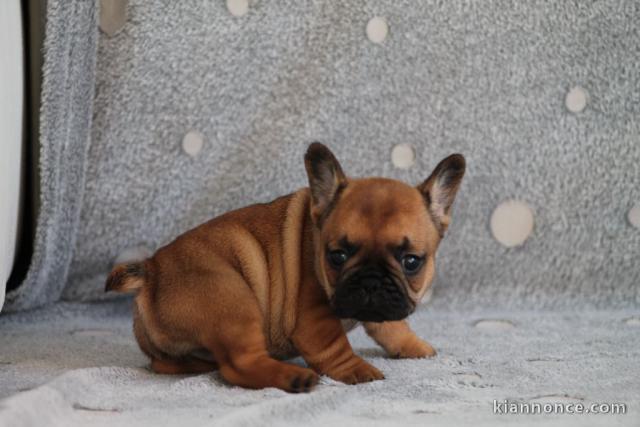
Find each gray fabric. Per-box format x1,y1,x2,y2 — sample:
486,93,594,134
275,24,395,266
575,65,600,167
4,1,639,424
58,0,640,309
1,301,638,426
2,2,639,424
3,1,98,312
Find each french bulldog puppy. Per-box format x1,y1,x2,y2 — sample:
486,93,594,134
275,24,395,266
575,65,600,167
106,143,465,393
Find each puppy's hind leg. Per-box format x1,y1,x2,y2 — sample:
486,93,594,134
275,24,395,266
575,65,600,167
198,274,319,393
133,298,218,375
150,357,218,375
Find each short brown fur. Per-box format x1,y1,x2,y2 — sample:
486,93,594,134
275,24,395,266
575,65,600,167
106,143,465,392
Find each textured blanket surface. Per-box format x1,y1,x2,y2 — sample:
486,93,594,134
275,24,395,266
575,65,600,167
1,301,638,426
5,0,639,312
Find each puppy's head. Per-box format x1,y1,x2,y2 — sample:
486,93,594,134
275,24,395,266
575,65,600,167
304,142,465,322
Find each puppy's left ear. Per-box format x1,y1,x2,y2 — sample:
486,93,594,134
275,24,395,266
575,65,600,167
417,154,466,235
304,142,347,225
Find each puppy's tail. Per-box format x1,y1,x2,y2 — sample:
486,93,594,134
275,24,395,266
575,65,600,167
105,262,146,293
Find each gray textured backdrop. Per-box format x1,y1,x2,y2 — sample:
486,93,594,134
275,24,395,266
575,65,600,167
8,0,640,311
4,1,98,312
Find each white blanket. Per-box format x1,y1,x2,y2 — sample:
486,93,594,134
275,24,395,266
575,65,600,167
0,302,638,426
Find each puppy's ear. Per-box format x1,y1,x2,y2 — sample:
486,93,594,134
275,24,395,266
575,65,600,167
304,142,347,225
417,154,466,235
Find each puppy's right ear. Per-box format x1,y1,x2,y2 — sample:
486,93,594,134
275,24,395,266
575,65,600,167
304,142,347,225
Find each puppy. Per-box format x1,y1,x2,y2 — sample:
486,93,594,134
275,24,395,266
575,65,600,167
106,143,465,392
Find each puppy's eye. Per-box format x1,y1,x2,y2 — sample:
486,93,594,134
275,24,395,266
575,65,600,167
401,255,423,274
327,250,349,268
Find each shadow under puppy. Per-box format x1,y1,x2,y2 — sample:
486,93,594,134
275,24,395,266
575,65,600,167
106,143,465,392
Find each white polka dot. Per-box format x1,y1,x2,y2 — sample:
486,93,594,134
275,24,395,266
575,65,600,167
627,204,640,228
99,0,128,37
490,200,534,248
114,245,152,266
565,86,588,113
624,316,640,326
366,17,388,44
226,0,248,17
182,130,204,157
391,143,415,169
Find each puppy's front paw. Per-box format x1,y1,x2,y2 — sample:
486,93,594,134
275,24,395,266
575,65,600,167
394,338,436,359
283,367,320,393
327,356,384,385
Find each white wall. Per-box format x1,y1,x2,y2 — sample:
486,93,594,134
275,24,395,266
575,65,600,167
0,0,24,311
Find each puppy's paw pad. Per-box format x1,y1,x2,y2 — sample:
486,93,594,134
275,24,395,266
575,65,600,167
395,339,436,359
290,376,302,391
303,373,318,391
287,370,319,393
